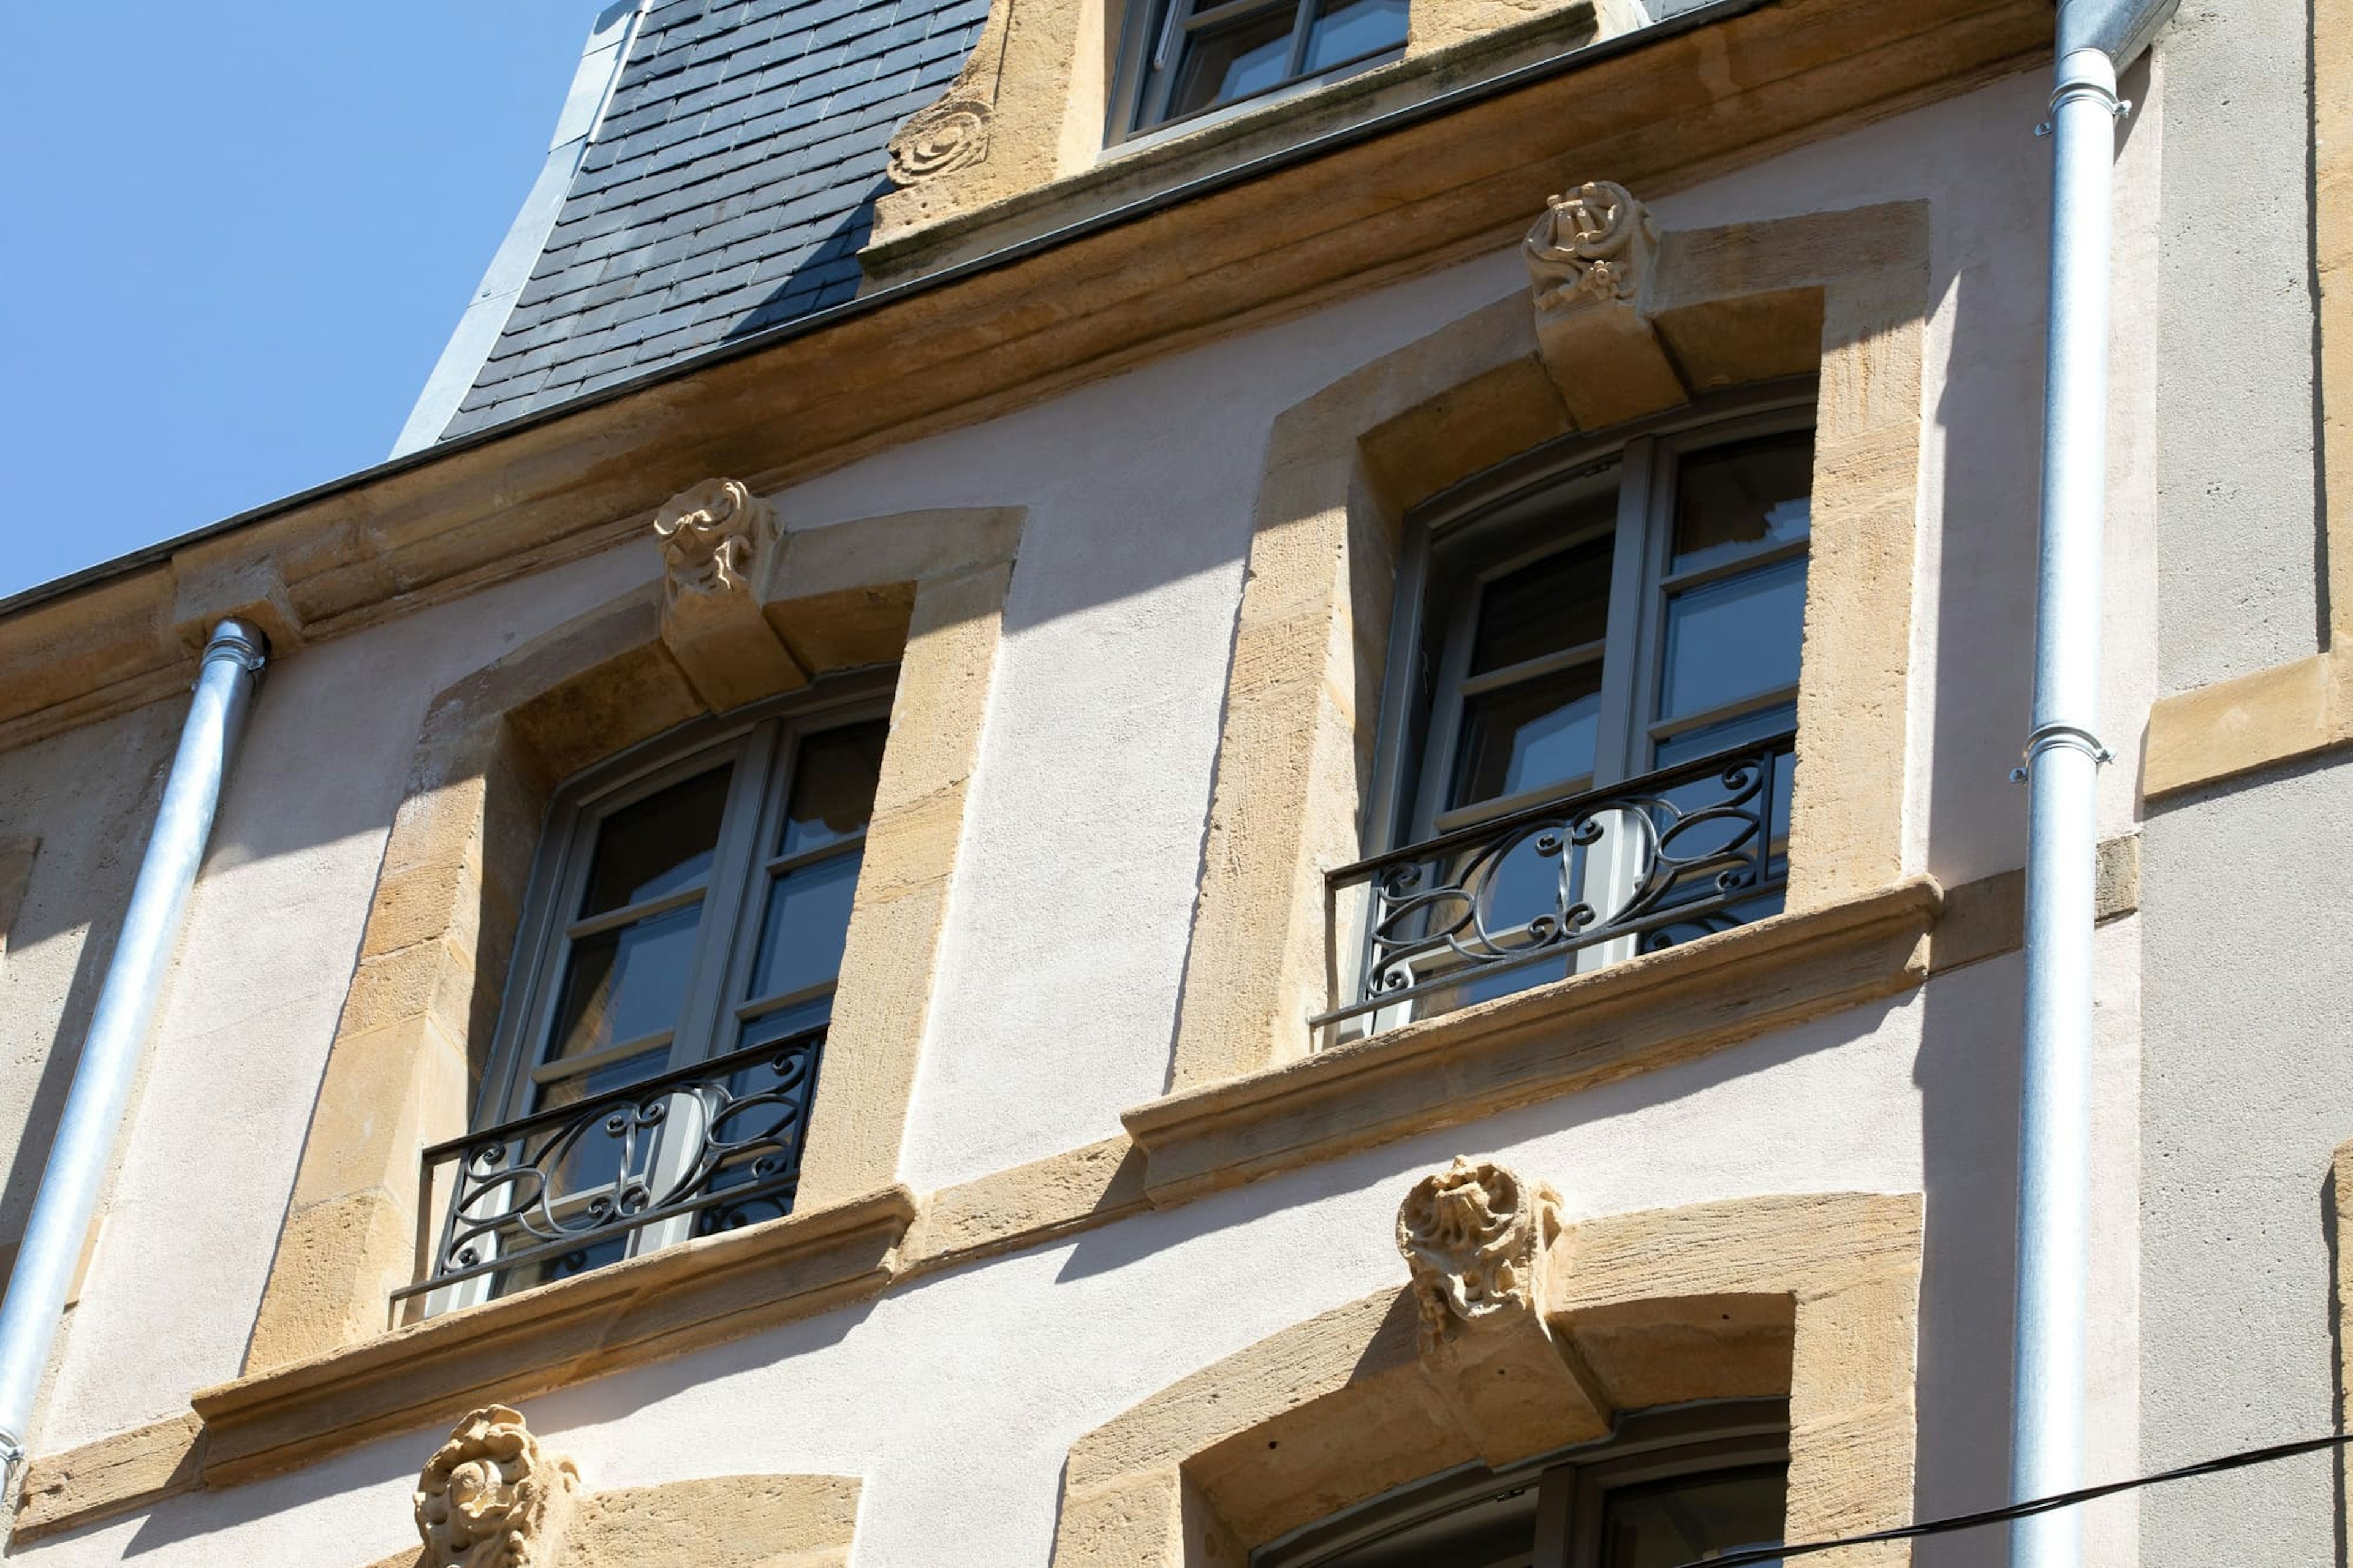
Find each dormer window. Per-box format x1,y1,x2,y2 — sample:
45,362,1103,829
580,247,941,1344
1112,0,1408,138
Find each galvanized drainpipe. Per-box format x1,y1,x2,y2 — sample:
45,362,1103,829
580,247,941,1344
2009,3,2169,1566
0,620,267,1512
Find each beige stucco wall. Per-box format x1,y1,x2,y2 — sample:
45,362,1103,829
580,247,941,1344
13,920,2145,1564
0,59,2169,1564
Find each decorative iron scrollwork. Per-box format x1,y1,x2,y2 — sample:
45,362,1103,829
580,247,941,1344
1316,733,1794,1032
399,1029,824,1301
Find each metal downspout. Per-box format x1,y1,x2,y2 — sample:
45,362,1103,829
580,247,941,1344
0,620,267,1520
2010,0,2169,1559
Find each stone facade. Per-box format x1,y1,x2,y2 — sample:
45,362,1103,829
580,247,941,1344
0,0,2336,1564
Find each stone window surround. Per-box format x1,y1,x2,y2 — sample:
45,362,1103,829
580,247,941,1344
1050,1180,1924,1565
1166,195,1934,1090
241,502,1025,1379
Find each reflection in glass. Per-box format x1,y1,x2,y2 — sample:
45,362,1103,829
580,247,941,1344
1470,528,1615,675
579,766,732,917
1658,558,1807,722
780,721,887,857
1452,663,1604,808
1600,1466,1786,1568
1300,0,1408,72
748,852,863,1005
496,1233,629,1299
1168,7,1295,118
544,904,701,1065
1672,433,1815,574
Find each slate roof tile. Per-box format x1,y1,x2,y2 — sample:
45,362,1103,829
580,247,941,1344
437,0,989,441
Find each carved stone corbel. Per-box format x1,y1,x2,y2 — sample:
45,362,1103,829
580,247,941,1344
654,478,808,713
1523,180,1688,430
414,1406,580,1568
1398,1157,1612,1463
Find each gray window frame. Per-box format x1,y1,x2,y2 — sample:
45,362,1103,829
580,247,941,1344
1105,0,1407,143
1364,385,1821,861
477,668,896,1146
1252,1399,1791,1568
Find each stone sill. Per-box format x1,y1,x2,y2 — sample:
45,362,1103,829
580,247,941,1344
188,1184,915,1490
1123,876,1948,1203
861,0,1604,284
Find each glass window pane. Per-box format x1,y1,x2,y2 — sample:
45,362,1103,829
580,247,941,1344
1672,433,1814,575
528,1045,672,1191
1451,664,1604,808
579,765,732,917
747,850,863,1005
1658,558,1807,722
1301,0,1406,72
1469,527,1615,675
494,1233,629,1300
1599,1466,1787,1568
544,904,701,1065
1167,5,1297,119
780,720,888,858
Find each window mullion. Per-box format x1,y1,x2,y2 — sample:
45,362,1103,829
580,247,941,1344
676,721,783,1072
1533,1463,1575,1568
1286,0,1317,80
1409,570,1485,841
1590,435,1655,789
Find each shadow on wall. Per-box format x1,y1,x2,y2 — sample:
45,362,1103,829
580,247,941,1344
0,698,184,1263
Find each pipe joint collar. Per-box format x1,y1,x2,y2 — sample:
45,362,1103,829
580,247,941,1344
2050,48,2123,115
200,619,270,678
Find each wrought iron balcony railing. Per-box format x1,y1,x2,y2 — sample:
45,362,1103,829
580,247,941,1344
396,1026,824,1303
1313,733,1796,1034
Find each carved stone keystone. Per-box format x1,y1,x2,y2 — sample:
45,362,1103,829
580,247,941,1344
1523,181,1688,430
654,478,807,712
414,1406,580,1568
1398,1157,1611,1463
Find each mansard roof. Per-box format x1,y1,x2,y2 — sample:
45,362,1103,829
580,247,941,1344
434,0,988,442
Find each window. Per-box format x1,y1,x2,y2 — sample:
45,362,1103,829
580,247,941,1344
404,676,891,1308
1322,399,1814,1035
1110,0,1408,139
1257,1403,1789,1568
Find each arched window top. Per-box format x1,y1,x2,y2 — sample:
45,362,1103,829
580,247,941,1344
1257,1401,1790,1568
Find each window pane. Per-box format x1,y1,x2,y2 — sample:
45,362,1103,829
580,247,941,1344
747,850,863,1005
1469,528,1615,675
529,1045,672,1191
1451,664,1604,808
1167,4,1297,119
780,720,888,858
1672,433,1814,575
494,1233,629,1300
544,904,701,1064
1600,1466,1787,1568
579,765,732,917
1300,0,1406,71
1658,557,1807,722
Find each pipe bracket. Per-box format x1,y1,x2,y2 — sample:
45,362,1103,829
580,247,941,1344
2011,722,2115,781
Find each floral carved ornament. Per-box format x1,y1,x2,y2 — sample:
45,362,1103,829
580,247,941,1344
1396,1156,1566,1349
414,1406,581,1568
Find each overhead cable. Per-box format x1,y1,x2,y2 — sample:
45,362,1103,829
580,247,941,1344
1674,1431,2353,1568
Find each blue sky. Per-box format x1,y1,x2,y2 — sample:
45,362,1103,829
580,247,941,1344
0,2,603,600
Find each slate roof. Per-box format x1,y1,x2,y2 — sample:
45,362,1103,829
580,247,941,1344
440,0,989,441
